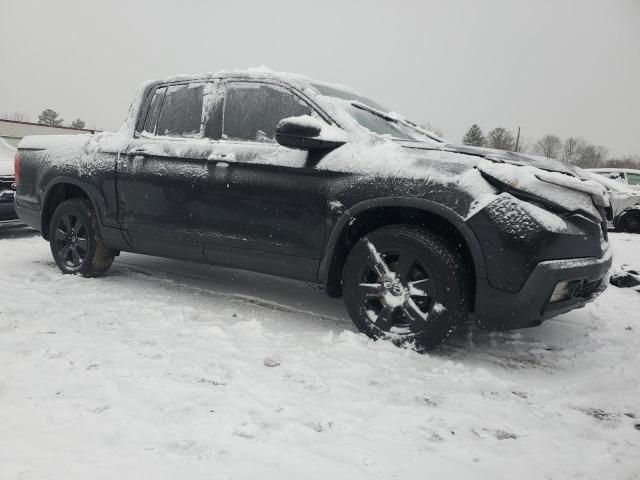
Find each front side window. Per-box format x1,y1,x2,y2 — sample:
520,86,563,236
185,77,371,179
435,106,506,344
156,83,205,138
627,173,640,186
222,83,313,142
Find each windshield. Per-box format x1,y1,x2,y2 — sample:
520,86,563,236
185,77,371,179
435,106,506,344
311,83,442,142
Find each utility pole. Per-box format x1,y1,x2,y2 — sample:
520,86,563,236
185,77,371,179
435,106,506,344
514,126,521,152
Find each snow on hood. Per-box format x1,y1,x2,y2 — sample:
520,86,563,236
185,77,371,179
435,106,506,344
0,138,16,176
424,143,577,176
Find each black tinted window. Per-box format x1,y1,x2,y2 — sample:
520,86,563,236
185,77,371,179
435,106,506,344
156,83,204,138
142,87,165,135
223,83,312,142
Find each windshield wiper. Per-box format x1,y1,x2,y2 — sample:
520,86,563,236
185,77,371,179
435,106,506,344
350,101,445,143
351,101,398,122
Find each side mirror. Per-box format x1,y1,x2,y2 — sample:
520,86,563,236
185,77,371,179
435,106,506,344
275,116,345,151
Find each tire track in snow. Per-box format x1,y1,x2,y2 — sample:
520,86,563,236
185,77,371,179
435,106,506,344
114,260,349,327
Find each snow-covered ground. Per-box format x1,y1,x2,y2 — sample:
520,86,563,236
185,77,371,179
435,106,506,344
1,229,639,479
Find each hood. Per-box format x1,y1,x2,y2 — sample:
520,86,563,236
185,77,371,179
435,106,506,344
401,141,578,176
441,143,579,175
396,141,608,222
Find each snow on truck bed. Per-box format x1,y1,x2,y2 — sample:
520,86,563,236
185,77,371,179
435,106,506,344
0,231,639,479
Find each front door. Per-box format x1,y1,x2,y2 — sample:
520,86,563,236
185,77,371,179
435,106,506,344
201,80,336,281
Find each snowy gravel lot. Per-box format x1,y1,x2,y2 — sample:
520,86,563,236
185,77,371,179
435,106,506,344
1,228,639,479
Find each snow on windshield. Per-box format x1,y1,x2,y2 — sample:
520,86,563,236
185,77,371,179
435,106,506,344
311,83,444,143
311,83,390,111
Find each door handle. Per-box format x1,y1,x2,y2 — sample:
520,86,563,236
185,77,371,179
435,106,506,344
128,146,150,156
207,153,235,163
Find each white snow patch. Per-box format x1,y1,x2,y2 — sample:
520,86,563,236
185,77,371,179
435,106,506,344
0,231,639,478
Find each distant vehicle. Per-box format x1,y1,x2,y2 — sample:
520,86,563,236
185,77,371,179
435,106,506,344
14,70,612,350
0,137,18,224
588,168,640,191
586,172,640,233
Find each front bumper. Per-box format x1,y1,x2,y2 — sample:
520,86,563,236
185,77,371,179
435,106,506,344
474,248,612,330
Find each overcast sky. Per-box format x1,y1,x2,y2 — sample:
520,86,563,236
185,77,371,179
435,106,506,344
1,0,638,156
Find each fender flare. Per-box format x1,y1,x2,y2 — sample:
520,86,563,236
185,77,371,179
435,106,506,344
616,207,640,227
317,196,487,285
41,176,109,234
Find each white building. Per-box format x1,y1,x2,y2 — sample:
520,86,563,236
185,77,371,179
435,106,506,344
0,119,97,148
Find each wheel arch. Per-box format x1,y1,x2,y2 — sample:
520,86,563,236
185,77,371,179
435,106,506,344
41,178,104,240
319,197,487,302
616,208,640,232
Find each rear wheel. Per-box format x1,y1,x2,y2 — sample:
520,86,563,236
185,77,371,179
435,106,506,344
49,199,116,277
342,225,470,352
622,211,640,233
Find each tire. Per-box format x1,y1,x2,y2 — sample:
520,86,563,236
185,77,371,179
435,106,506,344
342,225,470,352
621,212,640,234
49,199,116,277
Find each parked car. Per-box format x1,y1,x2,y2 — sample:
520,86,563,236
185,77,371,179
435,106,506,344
0,138,18,224
14,70,612,350
586,172,640,233
588,168,640,191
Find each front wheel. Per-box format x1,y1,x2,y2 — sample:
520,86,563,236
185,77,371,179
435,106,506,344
342,225,470,352
49,199,116,277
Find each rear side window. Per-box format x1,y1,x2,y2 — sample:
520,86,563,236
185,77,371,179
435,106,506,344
142,87,166,135
222,83,312,142
627,173,640,186
156,83,205,138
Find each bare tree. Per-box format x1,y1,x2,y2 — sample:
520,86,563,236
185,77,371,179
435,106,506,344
1,111,29,122
486,127,515,151
576,144,608,168
534,134,562,159
608,155,640,169
561,137,587,165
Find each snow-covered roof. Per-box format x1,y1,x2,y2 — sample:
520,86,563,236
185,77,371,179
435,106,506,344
149,67,315,89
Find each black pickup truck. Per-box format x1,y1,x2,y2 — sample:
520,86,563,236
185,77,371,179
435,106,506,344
15,70,612,350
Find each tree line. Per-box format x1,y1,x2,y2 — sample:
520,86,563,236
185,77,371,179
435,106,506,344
1,109,88,130
461,124,639,169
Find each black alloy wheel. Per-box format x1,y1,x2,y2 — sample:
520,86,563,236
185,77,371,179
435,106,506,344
49,199,116,277
357,242,435,335
342,225,470,351
52,212,89,270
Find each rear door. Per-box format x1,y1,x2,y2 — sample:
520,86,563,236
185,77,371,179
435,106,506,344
116,81,216,261
201,80,337,281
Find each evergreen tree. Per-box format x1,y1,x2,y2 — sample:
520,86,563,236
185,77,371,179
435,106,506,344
38,109,63,126
71,119,86,129
462,124,486,147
